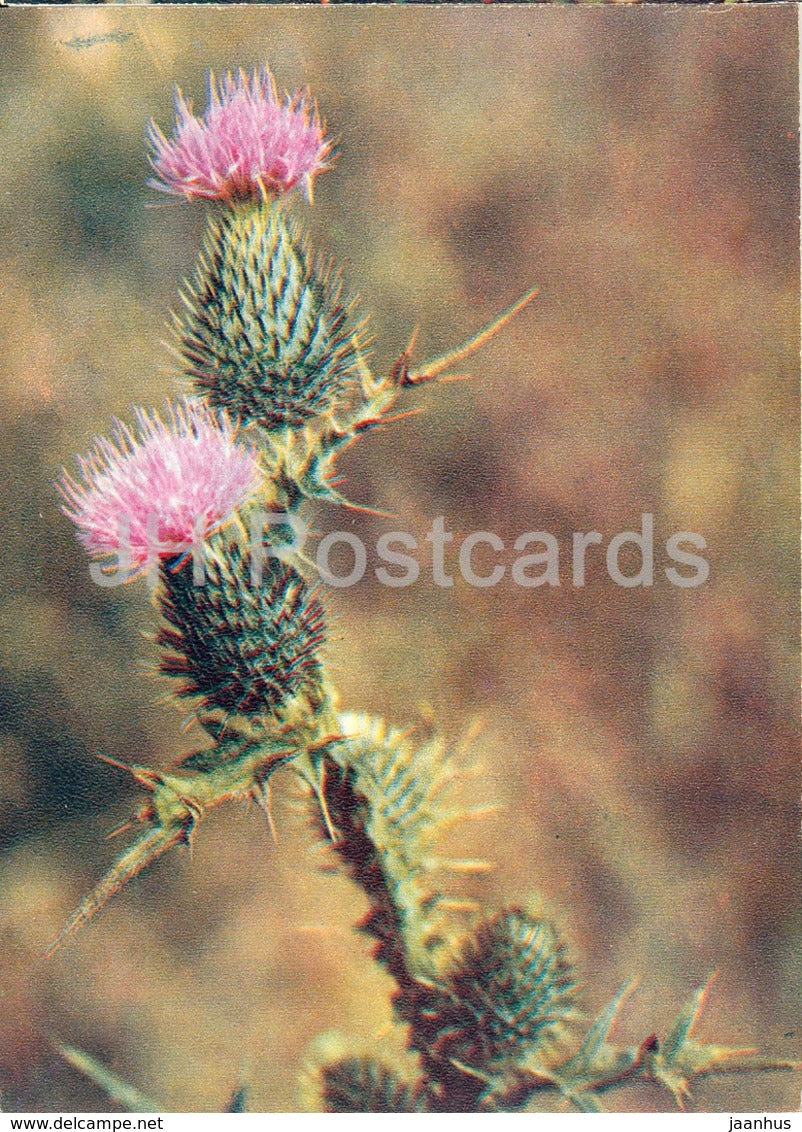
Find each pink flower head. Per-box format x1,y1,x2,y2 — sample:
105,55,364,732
147,65,333,204
58,398,263,577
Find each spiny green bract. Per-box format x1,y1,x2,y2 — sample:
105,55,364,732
157,539,325,721
326,712,465,973
317,1059,428,1113
419,908,576,1072
178,202,364,430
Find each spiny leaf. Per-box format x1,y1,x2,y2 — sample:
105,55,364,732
549,977,799,1113
561,979,637,1080
662,978,711,1062
59,1043,253,1113
680,1045,801,1079
649,977,800,1107
273,285,541,508
57,1044,160,1113
46,820,189,957
47,734,303,952
404,285,539,385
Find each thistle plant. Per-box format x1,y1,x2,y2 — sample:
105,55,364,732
51,64,795,1113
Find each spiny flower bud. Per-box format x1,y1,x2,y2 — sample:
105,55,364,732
157,538,325,721
420,909,576,1071
178,204,364,431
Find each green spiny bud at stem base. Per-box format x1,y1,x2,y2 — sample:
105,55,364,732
407,909,576,1075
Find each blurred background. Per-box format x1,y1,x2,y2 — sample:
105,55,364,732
0,6,798,1113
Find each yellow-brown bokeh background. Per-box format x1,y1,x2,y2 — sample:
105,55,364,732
0,6,798,1112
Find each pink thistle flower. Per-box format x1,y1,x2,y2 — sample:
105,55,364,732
147,65,333,205
58,398,263,577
